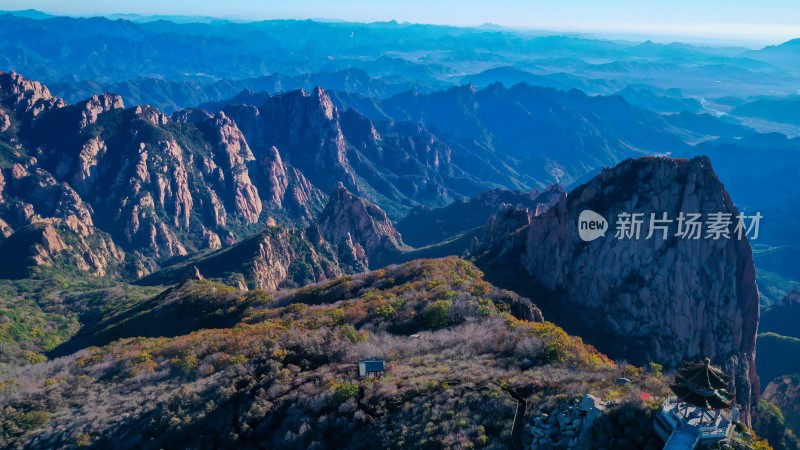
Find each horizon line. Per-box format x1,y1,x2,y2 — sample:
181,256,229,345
0,8,797,49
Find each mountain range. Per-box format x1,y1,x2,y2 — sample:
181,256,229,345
2,11,800,449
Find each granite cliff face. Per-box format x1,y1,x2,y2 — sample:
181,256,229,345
0,162,127,277
224,88,359,195
317,183,406,269
0,73,327,277
139,225,344,290
142,184,406,289
223,86,532,218
477,156,760,421
251,145,326,222
0,71,65,121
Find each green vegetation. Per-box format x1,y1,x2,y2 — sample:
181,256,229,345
0,257,668,449
754,400,800,450
419,300,453,329
753,244,800,305
0,140,24,169
757,333,800,387
0,268,161,366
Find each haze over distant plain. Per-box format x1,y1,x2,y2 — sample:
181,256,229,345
2,0,800,47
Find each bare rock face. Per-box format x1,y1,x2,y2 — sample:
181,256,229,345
225,87,359,195
173,109,266,225
33,225,69,263
0,71,66,118
249,226,342,290
2,164,95,235
140,225,343,290
761,376,800,436
207,111,262,224
530,184,568,217
76,94,125,129
0,164,128,277
133,105,169,126
257,146,289,207
317,183,405,269
252,146,326,221
478,156,760,421
481,203,532,252
0,218,11,238
0,109,10,133
69,137,106,195
474,185,567,253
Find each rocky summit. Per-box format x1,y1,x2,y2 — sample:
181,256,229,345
316,183,406,269
477,156,761,422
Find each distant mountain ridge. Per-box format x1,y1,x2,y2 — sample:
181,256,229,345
49,68,443,113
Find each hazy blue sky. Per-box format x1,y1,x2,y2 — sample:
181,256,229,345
2,0,800,45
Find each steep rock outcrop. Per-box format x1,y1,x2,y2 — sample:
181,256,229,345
0,218,11,238
0,165,128,278
251,146,326,221
761,376,800,439
0,71,66,120
226,88,359,194
481,203,532,252
76,93,125,129
140,225,343,290
224,88,533,219
173,109,262,224
317,183,405,269
0,109,10,133
2,164,95,235
478,156,760,421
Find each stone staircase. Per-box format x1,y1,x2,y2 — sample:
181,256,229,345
663,426,700,450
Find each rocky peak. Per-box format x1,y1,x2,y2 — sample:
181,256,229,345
0,108,10,133
256,146,289,207
478,156,760,422
310,86,336,121
0,71,66,118
206,111,261,224
248,87,358,193
316,183,404,268
481,203,532,251
340,107,380,149
76,94,124,129
210,111,256,163
132,105,169,126
250,145,325,221
481,185,567,246
171,107,214,125
530,184,567,216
